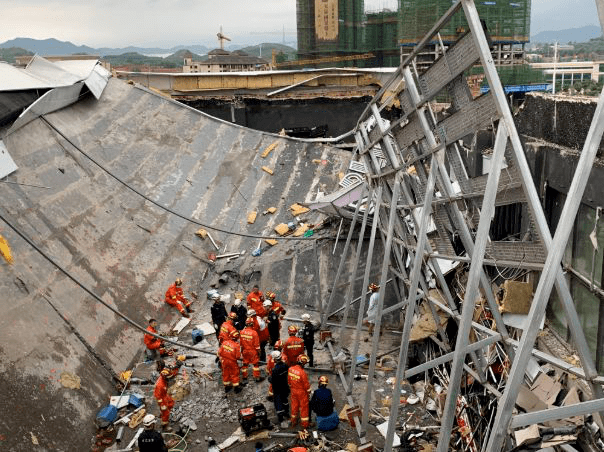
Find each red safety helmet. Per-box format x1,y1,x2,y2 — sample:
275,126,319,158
228,312,237,320
230,330,240,340
274,340,283,350
318,375,329,385
297,354,309,365
288,325,298,335
368,283,379,292
245,318,254,326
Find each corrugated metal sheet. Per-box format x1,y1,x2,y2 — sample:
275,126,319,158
0,140,18,178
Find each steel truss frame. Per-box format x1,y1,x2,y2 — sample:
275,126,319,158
321,0,604,450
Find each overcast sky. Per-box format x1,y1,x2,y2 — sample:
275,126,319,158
1,0,601,49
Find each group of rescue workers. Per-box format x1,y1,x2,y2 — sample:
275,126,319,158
141,278,340,450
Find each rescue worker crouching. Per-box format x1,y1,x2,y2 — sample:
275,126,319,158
241,318,264,383
288,354,311,429
138,414,168,452
219,329,242,394
144,319,171,361
310,376,339,431
164,278,194,318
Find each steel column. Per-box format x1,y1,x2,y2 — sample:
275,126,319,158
361,178,401,434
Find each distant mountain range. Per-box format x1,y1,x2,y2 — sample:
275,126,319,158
0,37,211,57
531,25,602,44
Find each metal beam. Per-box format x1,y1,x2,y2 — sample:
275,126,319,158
361,178,401,435
437,123,509,451
510,399,604,429
384,157,437,452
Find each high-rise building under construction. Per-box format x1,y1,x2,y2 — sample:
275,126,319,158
296,0,531,67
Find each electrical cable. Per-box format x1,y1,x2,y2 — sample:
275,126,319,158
0,209,217,355
39,115,335,242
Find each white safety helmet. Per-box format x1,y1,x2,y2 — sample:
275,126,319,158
247,309,256,316
143,414,156,427
211,293,221,301
263,300,272,308
301,313,311,322
234,298,242,306
271,350,281,360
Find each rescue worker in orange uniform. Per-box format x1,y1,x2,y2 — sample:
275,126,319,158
283,325,305,366
154,369,175,431
248,308,269,363
164,278,193,317
288,354,311,429
247,285,267,318
144,319,171,361
241,318,263,383
266,340,283,400
218,330,242,393
265,291,286,318
219,312,238,344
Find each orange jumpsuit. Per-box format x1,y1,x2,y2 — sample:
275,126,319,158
219,320,237,344
266,354,275,397
240,327,261,379
164,283,191,315
283,336,305,366
154,375,174,424
247,291,266,317
144,326,162,352
218,339,241,388
271,300,286,318
288,364,311,428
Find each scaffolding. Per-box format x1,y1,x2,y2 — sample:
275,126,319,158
322,0,604,450
398,0,531,46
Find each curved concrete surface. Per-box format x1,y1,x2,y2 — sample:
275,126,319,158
0,78,355,450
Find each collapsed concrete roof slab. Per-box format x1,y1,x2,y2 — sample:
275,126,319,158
0,77,354,449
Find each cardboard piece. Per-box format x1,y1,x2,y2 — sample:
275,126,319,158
500,280,533,314
293,223,309,237
409,300,448,342
530,373,562,406
261,141,278,158
514,424,540,447
261,166,274,175
266,207,277,214
195,228,208,239
516,384,548,413
290,203,310,216
247,212,257,224
265,239,278,246
274,223,290,236
562,385,583,425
